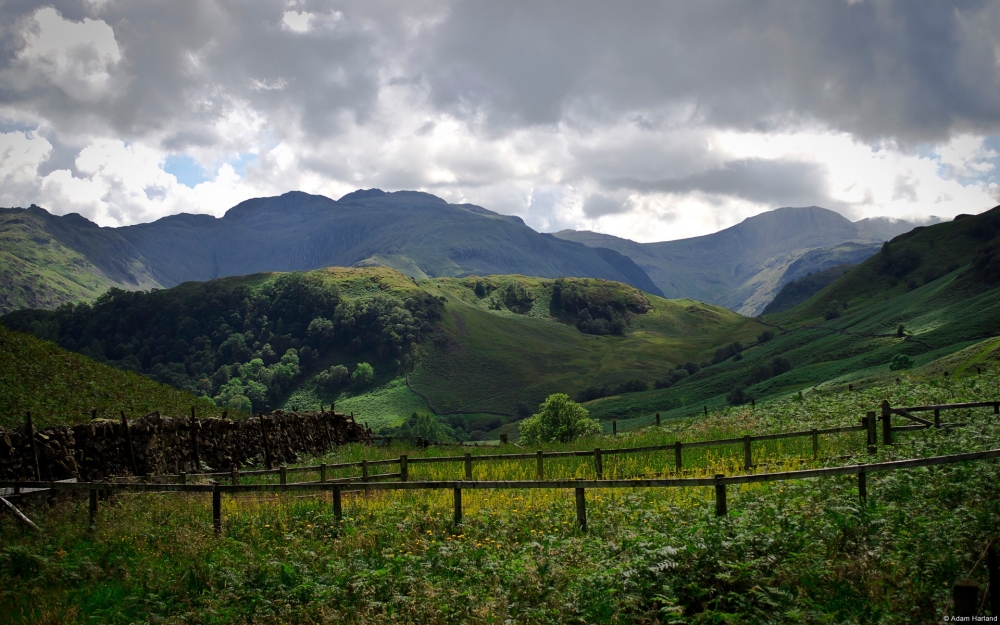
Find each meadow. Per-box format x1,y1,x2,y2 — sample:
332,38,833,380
3,359,1000,624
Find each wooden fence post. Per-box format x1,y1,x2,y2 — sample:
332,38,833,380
674,441,682,472
231,469,239,486
88,484,98,528
881,400,893,445
333,487,343,525
319,463,327,483
500,434,509,444
280,466,287,485
715,474,727,516
988,543,999,618
612,421,617,435
743,435,752,470
704,406,708,417
994,401,999,415
536,450,544,480
453,487,463,525
594,448,603,479
179,471,187,485
858,470,867,502
575,487,587,532
399,455,408,482
811,429,819,461
120,411,139,476
866,411,877,452
362,459,369,493
934,408,941,428
25,412,40,481
212,483,221,535
464,453,472,480
655,413,661,427
953,581,978,617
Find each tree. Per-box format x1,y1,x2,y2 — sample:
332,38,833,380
889,354,913,371
316,364,349,391
824,300,841,320
352,362,375,388
474,281,487,297
518,394,601,444
757,330,775,344
726,385,751,406
896,324,906,338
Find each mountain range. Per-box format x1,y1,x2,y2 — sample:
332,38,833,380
0,191,911,315
554,206,913,315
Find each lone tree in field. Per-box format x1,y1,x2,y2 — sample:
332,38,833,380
518,393,602,444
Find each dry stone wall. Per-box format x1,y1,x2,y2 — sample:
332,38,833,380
0,410,371,481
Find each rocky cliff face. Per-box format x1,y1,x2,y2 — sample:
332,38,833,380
0,409,370,481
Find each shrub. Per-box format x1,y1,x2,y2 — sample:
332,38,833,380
757,330,775,344
683,361,700,375
518,394,602,444
824,300,841,320
726,385,751,406
896,324,905,338
474,281,487,297
315,364,349,391
771,356,793,376
351,362,375,388
733,353,743,361
889,354,913,371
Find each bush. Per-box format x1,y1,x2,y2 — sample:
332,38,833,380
771,356,793,376
889,354,913,371
514,401,533,419
896,324,905,338
518,394,602,444
315,364,349,391
351,362,375,388
683,361,700,375
474,281,487,297
726,385,751,406
824,301,841,320
757,330,775,344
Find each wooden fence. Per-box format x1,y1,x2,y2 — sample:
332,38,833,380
3,400,997,533
3,446,1000,534
106,399,998,485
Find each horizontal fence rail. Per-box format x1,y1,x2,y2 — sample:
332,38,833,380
4,447,1000,535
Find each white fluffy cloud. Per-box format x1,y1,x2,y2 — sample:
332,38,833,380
0,1,998,239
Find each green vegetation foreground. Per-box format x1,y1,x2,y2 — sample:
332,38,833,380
3,361,1000,623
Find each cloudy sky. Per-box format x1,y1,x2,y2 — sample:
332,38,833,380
2,1,1000,241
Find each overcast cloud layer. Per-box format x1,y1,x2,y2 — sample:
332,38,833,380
1,1,999,241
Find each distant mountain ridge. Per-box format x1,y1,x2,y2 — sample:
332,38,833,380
0,190,663,314
554,206,914,315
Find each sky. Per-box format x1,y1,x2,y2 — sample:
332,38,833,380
1,1,1000,242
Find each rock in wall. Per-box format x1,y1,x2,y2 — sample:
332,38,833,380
0,409,371,481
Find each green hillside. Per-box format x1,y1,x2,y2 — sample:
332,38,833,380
0,324,221,430
572,208,1000,428
2,268,763,434
0,207,160,315
408,275,764,415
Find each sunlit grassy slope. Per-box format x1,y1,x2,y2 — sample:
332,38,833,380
406,275,766,416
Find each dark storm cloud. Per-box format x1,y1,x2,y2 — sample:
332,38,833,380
0,0,389,143
416,1,1000,142
607,159,831,207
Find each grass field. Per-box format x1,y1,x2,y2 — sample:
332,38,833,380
3,350,1000,623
